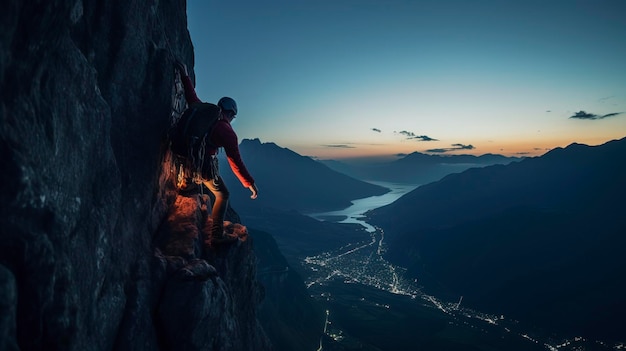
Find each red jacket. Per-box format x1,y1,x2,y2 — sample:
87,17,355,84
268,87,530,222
181,74,255,188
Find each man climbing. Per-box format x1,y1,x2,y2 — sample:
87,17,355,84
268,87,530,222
174,61,259,244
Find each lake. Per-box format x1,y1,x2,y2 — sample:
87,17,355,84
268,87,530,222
308,181,419,232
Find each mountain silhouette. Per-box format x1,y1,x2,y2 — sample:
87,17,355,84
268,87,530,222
367,137,626,341
219,139,388,213
320,151,519,184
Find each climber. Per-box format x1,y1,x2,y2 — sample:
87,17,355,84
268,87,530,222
174,61,259,245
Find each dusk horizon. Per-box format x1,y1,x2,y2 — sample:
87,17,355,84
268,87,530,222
187,0,626,160
239,135,626,162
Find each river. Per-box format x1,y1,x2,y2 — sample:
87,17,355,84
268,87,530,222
306,181,421,296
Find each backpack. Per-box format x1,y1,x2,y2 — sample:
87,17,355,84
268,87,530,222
169,102,222,182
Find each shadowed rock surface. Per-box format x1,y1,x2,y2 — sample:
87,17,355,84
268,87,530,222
151,193,269,351
252,228,326,351
0,1,272,350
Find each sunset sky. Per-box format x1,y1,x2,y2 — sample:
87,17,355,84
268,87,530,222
186,0,626,160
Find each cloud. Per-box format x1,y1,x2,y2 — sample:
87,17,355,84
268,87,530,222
426,144,475,153
451,143,474,150
425,148,448,153
569,110,624,120
322,144,356,148
395,153,408,157
396,130,438,141
411,135,438,141
598,96,615,102
371,128,381,133
570,111,598,119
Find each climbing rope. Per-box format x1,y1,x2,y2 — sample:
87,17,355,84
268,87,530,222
194,135,207,185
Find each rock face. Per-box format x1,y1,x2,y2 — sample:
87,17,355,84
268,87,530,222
151,194,270,351
1,0,269,350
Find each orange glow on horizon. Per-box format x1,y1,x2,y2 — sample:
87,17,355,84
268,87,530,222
294,135,626,161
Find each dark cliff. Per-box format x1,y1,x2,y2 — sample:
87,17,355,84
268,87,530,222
1,1,270,350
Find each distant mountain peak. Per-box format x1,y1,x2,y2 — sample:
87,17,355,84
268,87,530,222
241,138,284,149
241,138,263,146
223,139,389,213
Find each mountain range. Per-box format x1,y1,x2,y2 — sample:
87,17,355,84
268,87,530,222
320,151,520,184
219,138,388,213
220,136,625,346
367,137,626,341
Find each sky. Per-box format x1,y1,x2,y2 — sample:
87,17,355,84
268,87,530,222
186,0,626,161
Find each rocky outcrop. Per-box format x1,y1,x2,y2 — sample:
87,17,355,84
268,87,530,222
150,194,269,351
252,229,325,351
1,0,269,350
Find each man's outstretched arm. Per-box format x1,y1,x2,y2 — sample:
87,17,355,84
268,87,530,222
174,61,202,105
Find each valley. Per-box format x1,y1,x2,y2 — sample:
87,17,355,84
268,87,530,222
299,185,621,351
232,138,626,351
